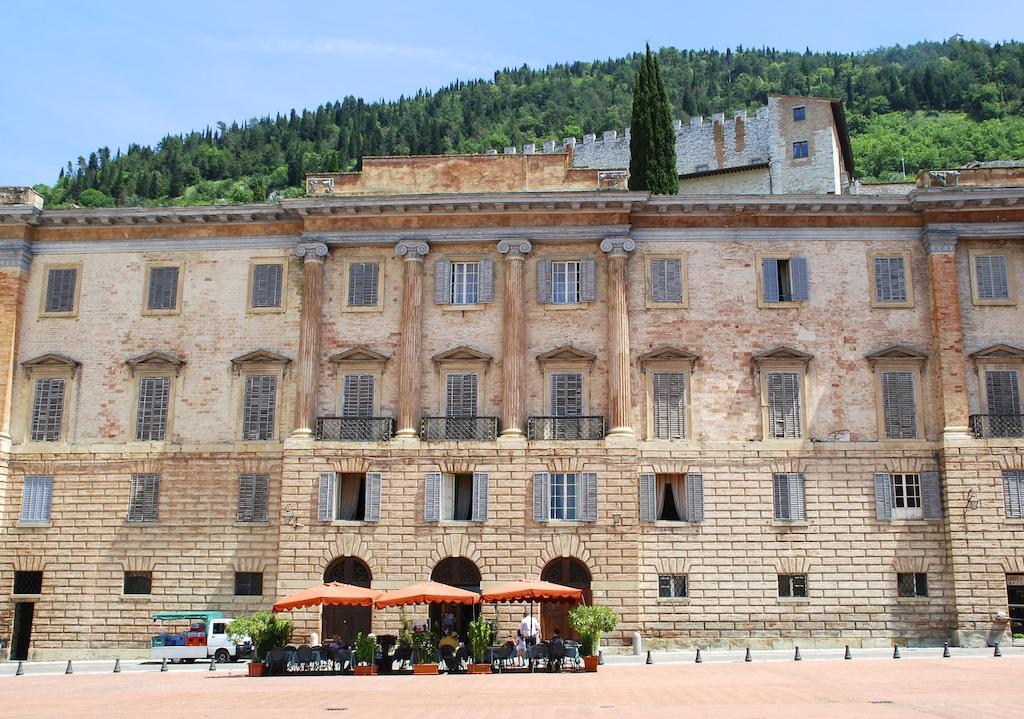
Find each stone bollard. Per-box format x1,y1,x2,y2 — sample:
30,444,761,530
632,632,642,656
645,650,653,665
113,658,121,673
695,648,702,664
65,660,73,675
844,645,852,660
161,658,168,672
893,645,901,659
794,646,801,661
15,661,24,676
209,660,217,671
598,650,604,666
994,642,1002,657
744,648,752,662
943,642,950,658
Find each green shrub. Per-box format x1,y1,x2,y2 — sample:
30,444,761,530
568,605,618,657
227,611,292,662
354,632,377,665
410,630,438,664
468,618,496,662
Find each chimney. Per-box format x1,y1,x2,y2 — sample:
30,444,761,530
503,146,516,154
602,130,617,142
690,116,703,129
734,109,747,121
487,148,498,155
523,143,536,154
543,140,556,153
673,119,683,132
563,137,576,148
624,127,631,139
712,112,725,124
0,186,43,209
583,133,596,144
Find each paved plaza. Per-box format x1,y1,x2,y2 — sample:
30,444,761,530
1,651,1021,718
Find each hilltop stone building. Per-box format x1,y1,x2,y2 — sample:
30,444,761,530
1,111,1024,660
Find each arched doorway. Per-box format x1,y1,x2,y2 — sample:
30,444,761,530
430,557,481,639
540,557,592,642
322,556,372,645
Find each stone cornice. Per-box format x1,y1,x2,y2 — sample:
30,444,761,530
0,240,32,270
284,191,645,216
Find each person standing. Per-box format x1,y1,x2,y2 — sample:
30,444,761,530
519,612,539,648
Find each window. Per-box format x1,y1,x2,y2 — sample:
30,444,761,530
127,473,160,523
145,265,180,312
974,253,1010,302
880,371,918,439
778,574,807,597
537,258,595,305
250,263,283,309
242,375,277,440
1003,471,1024,518
985,370,1021,417
13,571,43,595
20,475,53,523
234,572,263,596
135,376,170,441
649,257,684,304
872,256,909,304
347,262,379,308
767,372,802,438
551,261,581,304
30,378,65,442
550,472,578,520
792,106,806,122
450,261,480,305
639,473,704,522
446,373,478,417
236,473,269,522
659,574,688,598
761,257,809,304
897,572,928,598
772,473,806,521
792,141,809,159
874,470,941,520
425,471,489,522
43,267,77,314
341,374,375,417
651,372,686,439
694,164,709,173
318,472,382,522
550,373,584,417
891,473,922,519
123,571,152,595
442,472,475,521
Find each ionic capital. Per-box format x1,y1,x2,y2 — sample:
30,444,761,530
395,241,430,261
600,236,636,256
923,230,958,255
496,240,533,259
294,242,329,262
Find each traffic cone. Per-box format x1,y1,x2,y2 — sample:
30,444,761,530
943,642,950,658
113,658,121,673
695,648,702,664
794,646,801,661
209,660,217,671
994,642,1002,657
15,661,23,676
65,660,73,674
161,657,168,672
645,650,653,665
893,645,901,659
744,647,752,662
844,645,852,660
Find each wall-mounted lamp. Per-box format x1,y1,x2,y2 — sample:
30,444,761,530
967,490,979,510
284,504,294,524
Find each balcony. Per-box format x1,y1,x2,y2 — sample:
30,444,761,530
527,416,606,441
419,416,499,441
315,416,394,441
969,414,1024,439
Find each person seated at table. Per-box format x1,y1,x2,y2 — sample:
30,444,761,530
549,629,564,648
438,631,459,652
328,635,342,650
515,630,527,665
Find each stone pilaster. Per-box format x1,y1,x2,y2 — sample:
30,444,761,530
395,241,430,438
292,242,328,438
923,230,969,437
601,237,636,438
497,240,532,438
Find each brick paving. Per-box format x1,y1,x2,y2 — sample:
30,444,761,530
2,657,1021,719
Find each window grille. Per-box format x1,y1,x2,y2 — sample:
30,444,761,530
897,572,928,597
14,571,43,595
658,574,687,598
234,572,263,596
135,376,170,441
30,378,65,442
778,574,807,597
123,571,152,595
20,475,53,523
127,474,160,522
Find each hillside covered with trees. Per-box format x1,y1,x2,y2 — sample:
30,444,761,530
36,38,1024,207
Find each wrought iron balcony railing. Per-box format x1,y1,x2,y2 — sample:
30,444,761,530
527,416,606,441
969,414,1024,439
316,416,394,441
419,416,499,441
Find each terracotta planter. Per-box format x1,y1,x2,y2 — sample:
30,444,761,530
468,663,492,674
582,655,599,672
354,665,378,676
248,662,265,677
412,663,439,675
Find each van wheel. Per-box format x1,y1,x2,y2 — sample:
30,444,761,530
214,649,230,663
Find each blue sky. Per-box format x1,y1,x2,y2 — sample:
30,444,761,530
1,0,1021,185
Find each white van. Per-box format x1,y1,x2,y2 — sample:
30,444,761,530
149,611,253,663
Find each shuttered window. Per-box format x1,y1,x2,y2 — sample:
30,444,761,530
147,266,179,311
347,262,379,307
762,257,809,303
550,373,584,417
640,473,703,522
135,376,171,441
30,378,66,442
551,261,581,304
342,374,375,417
986,370,1021,416
880,371,917,439
652,372,686,439
766,372,801,438
1003,471,1024,518
128,473,160,523
242,375,277,440
236,473,270,522
650,258,683,303
251,263,283,308
446,373,478,417
975,254,1010,300
450,261,480,304
20,475,53,522
792,141,809,159
772,472,806,521
44,268,77,313
891,472,922,519
874,256,908,303
319,471,380,521
550,472,578,520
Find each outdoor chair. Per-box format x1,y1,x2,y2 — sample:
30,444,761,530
296,644,315,671
392,644,413,670
547,641,565,672
439,644,463,673
491,641,516,673
563,641,582,670
266,647,288,676
530,642,549,672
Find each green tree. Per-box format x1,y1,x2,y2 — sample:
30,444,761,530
628,45,678,194
77,188,117,208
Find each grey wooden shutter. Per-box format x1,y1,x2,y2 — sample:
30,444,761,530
434,260,452,304
921,469,943,519
446,373,478,417
580,258,597,301
31,378,65,442
45,268,77,312
348,262,379,307
581,471,598,521
536,259,552,303
342,374,375,417
976,254,1009,300
364,472,382,522
762,258,779,302
237,473,269,522
650,258,683,302
881,371,917,439
686,473,704,522
874,472,893,520
986,371,1021,416
652,372,686,439
478,259,495,303
148,266,179,310
772,474,789,520
639,473,656,521
1003,471,1024,518
251,264,283,308
767,372,801,438
551,373,584,417
533,472,551,522
136,376,170,441
129,474,160,522
243,375,277,440
424,471,442,522
471,471,489,522
317,472,337,521
790,257,809,301
21,475,53,522
789,473,806,520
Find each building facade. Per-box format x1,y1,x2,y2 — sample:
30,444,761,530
1,154,1023,660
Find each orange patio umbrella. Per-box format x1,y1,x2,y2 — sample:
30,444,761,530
273,582,382,612
481,580,583,604
374,581,480,609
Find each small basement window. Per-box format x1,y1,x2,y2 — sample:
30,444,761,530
234,572,264,596
124,571,153,595
897,572,928,598
13,571,43,595
778,574,807,598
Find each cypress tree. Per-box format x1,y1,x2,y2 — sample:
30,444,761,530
629,45,678,194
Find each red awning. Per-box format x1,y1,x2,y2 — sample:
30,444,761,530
273,582,381,612
374,581,480,608
481,580,583,604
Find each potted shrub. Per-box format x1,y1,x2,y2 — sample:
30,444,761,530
353,633,378,675
228,611,293,677
467,617,495,674
569,605,618,672
411,629,439,675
